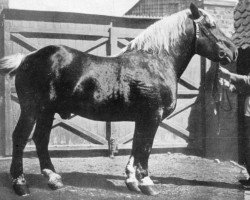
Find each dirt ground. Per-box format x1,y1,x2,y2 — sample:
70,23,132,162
0,153,246,200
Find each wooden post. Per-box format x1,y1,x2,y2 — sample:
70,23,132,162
0,13,4,156
198,0,206,157
109,22,119,55
0,13,12,156
0,0,9,11
200,57,206,157
106,22,119,157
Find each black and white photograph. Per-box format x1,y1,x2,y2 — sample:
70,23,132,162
0,0,248,199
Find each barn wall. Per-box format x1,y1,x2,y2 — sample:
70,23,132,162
204,0,236,37
125,0,203,17
204,0,238,160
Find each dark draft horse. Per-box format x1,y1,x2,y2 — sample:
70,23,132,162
0,3,237,196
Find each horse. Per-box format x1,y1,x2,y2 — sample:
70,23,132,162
0,3,237,196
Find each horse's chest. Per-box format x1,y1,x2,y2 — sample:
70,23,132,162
156,69,178,115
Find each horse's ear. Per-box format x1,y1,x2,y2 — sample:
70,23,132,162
190,3,200,19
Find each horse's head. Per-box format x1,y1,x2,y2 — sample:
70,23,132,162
190,3,238,65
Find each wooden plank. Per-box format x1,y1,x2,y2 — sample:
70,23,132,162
118,38,130,46
179,76,199,90
177,90,199,98
117,132,134,144
83,37,108,53
113,27,143,38
53,118,108,145
25,143,189,152
160,121,190,142
23,144,195,158
10,25,110,37
10,33,39,51
167,97,197,119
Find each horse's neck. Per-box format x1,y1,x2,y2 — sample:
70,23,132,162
160,30,195,80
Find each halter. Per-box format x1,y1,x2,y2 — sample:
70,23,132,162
193,15,219,53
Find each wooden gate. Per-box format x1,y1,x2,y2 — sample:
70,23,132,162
0,9,205,157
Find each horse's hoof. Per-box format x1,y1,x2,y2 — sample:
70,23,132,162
12,175,30,196
125,181,141,192
138,185,159,196
12,182,30,196
48,174,64,190
42,169,64,190
110,154,115,159
125,181,141,193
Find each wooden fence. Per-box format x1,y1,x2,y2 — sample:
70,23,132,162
0,9,206,157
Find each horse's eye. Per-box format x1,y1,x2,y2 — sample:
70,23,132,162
205,23,215,29
210,23,216,28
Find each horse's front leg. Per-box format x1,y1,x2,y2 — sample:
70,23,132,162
125,113,161,195
125,156,140,192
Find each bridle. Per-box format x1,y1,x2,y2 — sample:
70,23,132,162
193,15,220,54
193,15,232,133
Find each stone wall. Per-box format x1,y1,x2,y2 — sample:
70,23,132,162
204,0,237,37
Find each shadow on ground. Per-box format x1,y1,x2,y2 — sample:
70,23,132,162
0,171,241,193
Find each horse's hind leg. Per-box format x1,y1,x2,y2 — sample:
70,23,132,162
10,110,36,196
32,108,63,190
125,114,160,196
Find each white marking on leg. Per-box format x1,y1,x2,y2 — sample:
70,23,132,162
42,169,63,189
139,176,154,186
12,174,27,185
125,156,138,184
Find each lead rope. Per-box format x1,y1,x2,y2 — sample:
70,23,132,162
212,67,222,134
220,87,232,112
212,67,232,134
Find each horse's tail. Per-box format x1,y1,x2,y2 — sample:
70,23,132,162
0,53,26,76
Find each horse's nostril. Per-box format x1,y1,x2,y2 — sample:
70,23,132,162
219,51,225,58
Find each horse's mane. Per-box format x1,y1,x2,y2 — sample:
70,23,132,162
122,8,215,55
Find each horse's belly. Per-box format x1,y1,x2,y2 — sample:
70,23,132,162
73,102,135,121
